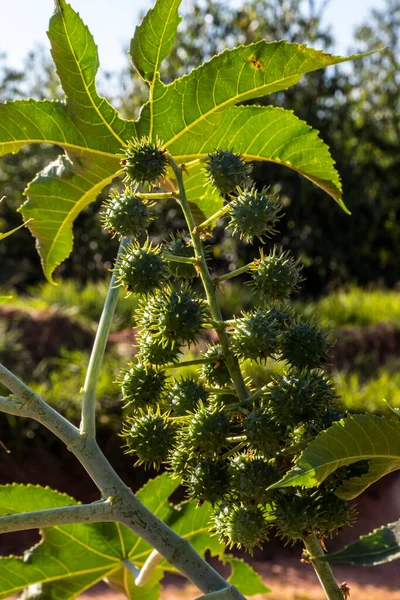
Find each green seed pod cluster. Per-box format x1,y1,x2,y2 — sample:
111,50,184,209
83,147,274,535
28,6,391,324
281,319,332,369
230,308,282,362
212,503,270,553
274,490,355,543
205,149,251,194
228,187,282,241
250,246,303,300
117,240,167,296
166,377,208,415
187,459,230,504
123,408,175,469
115,142,355,555
119,363,166,410
228,453,281,505
200,345,232,387
267,370,338,428
122,137,168,185
136,284,208,347
137,332,182,366
101,187,151,239
165,233,197,280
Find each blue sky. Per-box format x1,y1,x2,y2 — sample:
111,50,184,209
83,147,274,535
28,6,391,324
1,0,386,74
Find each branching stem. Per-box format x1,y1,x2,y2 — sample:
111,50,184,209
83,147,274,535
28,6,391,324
0,501,113,534
215,261,255,283
81,237,130,439
195,202,233,232
167,154,249,402
303,534,344,600
163,253,198,265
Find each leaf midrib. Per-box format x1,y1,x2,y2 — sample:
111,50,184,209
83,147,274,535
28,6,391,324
43,172,118,275
0,139,117,160
58,4,124,147
149,0,179,139
159,73,301,148
287,453,400,484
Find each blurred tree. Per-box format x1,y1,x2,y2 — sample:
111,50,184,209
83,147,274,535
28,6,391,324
1,0,400,294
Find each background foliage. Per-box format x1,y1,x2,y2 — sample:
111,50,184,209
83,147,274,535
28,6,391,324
0,0,399,292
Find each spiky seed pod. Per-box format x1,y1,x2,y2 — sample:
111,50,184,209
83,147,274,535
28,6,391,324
185,403,230,456
228,187,282,242
212,503,270,553
263,302,295,330
119,363,166,410
274,490,354,543
200,345,231,387
123,408,175,469
281,319,332,369
205,150,251,195
137,332,181,366
230,308,281,362
167,442,197,478
243,408,282,455
186,459,230,504
101,187,151,238
117,240,167,296
136,285,208,346
268,370,337,428
121,137,168,185
166,377,208,416
165,233,197,280
228,453,281,505
250,247,303,300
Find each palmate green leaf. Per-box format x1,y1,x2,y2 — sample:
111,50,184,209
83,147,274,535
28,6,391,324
0,0,370,278
321,519,400,566
172,105,343,206
0,0,136,282
130,0,182,82
0,475,262,599
224,557,270,595
270,415,400,499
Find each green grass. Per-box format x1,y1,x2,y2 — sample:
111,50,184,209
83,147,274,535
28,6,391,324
1,280,139,331
298,286,400,328
332,361,400,415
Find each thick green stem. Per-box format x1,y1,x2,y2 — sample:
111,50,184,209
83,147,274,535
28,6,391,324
167,154,249,402
303,535,344,600
215,261,254,283
81,237,130,439
0,501,113,534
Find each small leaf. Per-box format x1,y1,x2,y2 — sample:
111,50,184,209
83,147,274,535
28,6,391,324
0,220,31,241
224,556,270,596
130,0,182,82
321,519,400,566
270,415,400,499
